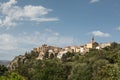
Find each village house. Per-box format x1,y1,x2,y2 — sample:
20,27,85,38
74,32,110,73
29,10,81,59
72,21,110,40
86,36,99,49
99,42,112,48
57,49,68,59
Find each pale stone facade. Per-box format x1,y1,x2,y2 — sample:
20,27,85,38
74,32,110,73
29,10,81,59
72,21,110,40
57,50,68,59
86,43,93,49
99,42,112,48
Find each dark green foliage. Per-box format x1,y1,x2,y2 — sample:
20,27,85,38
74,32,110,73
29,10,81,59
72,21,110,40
15,59,71,80
69,42,120,80
61,52,75,62
49,53,54,59
44,52,49,58
25,51,39,59
0,72,26,80
0,65,7,76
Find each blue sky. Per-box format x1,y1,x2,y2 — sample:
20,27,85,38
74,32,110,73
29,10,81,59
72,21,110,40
0,0,120,60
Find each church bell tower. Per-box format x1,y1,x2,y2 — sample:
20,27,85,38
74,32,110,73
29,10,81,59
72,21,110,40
91,36,94,44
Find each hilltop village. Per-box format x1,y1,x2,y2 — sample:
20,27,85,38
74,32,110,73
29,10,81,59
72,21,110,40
7,37,112,70
32,37,112,60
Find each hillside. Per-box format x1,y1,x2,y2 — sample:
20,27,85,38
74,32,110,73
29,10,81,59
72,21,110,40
1,42,120,80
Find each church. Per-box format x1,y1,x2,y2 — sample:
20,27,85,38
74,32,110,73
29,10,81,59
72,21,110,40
86,36,99,49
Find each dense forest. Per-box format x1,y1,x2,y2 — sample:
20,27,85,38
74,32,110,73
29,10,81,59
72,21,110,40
0,42,120,80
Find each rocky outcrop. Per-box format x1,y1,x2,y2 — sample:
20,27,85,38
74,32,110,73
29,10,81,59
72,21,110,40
7,55,27,70
33,44,62,60
7,44,62,70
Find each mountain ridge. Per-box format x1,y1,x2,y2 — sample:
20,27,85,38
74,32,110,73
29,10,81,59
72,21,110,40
0,60,10,66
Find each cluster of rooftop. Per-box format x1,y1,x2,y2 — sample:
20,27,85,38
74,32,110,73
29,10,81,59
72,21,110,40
32,37,112,59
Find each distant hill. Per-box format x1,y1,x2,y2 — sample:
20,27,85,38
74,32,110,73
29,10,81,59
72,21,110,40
0,60,10,66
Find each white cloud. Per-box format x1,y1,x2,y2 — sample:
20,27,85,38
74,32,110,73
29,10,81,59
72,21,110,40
23,5,51,17
0,34,17,50
117,27,120,30
0,0,58,28
31,18,59,22
45,28,60,36
0,19,2,25
0,31,74,51
90,0,100,3
17,30,74,46
0,29,77,60
91,31,110,37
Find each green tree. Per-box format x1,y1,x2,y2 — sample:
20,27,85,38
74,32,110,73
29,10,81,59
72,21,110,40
0,65,7,76
0,72,26,80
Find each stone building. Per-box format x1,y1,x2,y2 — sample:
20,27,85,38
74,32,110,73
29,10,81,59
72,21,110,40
33,44,62,60
86,36,99,49
99,42,112,49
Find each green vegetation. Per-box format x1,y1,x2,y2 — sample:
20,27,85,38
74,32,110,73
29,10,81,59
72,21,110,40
1,42,120,80
0,65,7,76
0,72,26,80
0,65,25,80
